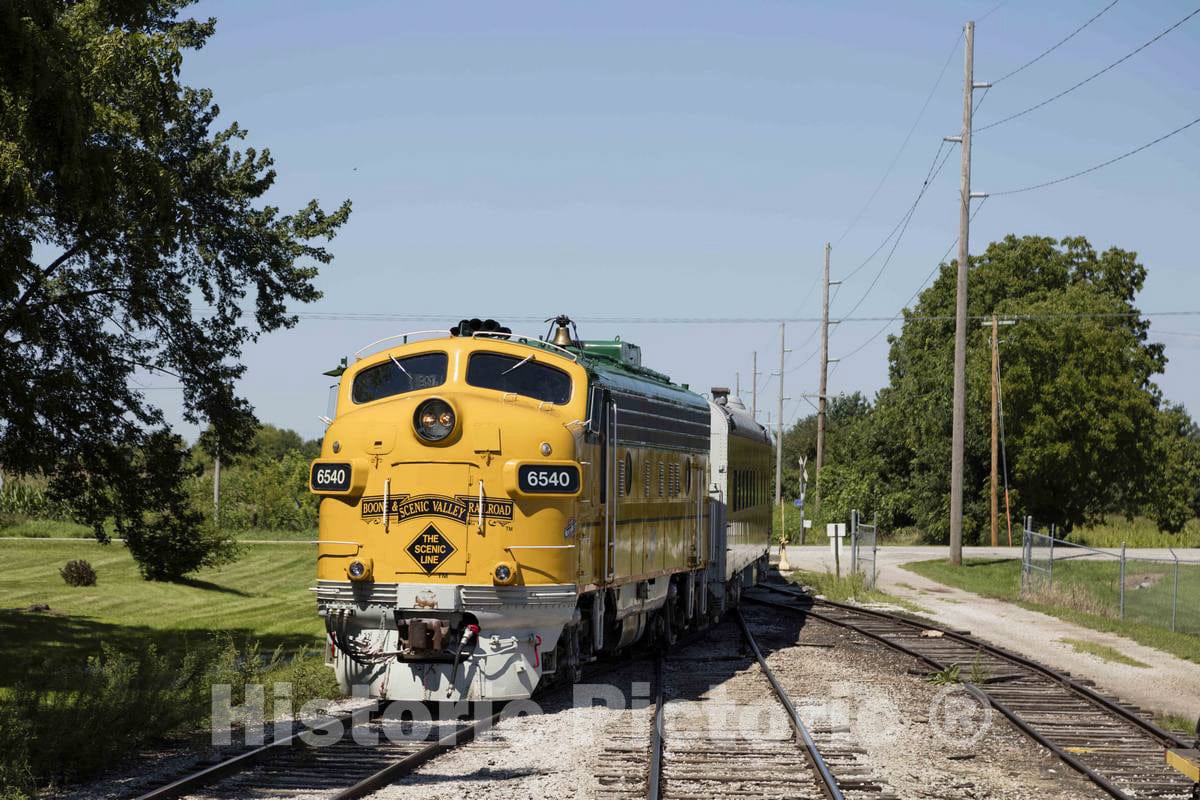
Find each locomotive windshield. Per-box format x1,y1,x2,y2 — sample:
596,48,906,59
466,352,572,404
352,352,448,404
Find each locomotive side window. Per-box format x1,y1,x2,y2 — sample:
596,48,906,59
467,353,572,404
352,352,448,404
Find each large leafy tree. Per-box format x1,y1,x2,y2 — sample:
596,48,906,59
779,391,872,499
0,1,350,578
873,235,1171,541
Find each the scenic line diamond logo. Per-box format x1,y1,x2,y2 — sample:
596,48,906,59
405,523,457,574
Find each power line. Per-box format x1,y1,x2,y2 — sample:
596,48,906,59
282,308,1200,326
840,139,951,284
979,0,1008,22
834,198,990,364
836,144,957,321
992,112,1200,196
976,6,1200,133
992,0,1122,84
834,30,963,247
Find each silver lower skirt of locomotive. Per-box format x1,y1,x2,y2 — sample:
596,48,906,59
316,580,579,702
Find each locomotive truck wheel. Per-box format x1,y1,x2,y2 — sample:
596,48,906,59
567,624,584,683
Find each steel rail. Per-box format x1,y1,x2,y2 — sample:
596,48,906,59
133,635,683,800
331,710,504,800
132,703,378,800
750,585,1189,800
763,582,1188,749
647,657,665,800
747,593,1134,799
733,608,846,800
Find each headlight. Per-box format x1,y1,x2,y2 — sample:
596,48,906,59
494,562,515,585
414,398,456,442
348,559,369,580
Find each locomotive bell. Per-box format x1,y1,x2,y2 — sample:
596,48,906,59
551,315,575,347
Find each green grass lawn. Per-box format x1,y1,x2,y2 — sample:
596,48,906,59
0,517,316,542
1070,517,1200,548
0,539,322,688
1060,637,1149,668
903,558,1200,664
785,569,928,614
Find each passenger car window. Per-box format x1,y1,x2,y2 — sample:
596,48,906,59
352,352,448,404
466,352,572,405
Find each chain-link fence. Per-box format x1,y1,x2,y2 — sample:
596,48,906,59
850,509,878,590
1020,520,1200,635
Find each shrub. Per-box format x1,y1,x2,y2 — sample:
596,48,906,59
59,560,97,587
188,451,318,532
0,639,342,793
0,644,219,786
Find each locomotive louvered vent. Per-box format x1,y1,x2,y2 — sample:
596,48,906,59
643,461,651,498
617,456,627,497
658,463,665,497
670,463,680,496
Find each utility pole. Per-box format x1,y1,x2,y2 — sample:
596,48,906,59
751,351,758,419
816,243,832,498
990,313,999,548
775,322,785,514
736,371,741,400
947,20,989,566
213,452,221,528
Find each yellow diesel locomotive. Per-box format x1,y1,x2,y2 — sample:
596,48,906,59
310,317,771,702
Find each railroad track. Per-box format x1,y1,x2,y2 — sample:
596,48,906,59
132,705,500,800
134,636,686,800
597,610,891,800
752,581,1198,800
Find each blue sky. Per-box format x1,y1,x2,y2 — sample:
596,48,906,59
158,0,1199,440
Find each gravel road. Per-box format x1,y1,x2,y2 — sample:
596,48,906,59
785,544,1200,723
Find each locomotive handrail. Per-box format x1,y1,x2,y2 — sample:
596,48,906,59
504,545,576,550
353,330,451,360
470,330,579,362
352,329,580,363
310,540,364,553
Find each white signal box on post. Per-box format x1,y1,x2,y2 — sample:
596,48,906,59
827,523,846,576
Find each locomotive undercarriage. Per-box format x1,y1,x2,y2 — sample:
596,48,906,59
317,558,763,703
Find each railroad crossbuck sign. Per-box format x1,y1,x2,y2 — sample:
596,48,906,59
406,524,457,574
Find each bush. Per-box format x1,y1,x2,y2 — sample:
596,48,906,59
59,560,97,587
0,644,219,786
188,450,318,532
0,639,341,793
124,520,241,582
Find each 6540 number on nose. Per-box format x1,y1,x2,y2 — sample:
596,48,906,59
518,464,580,494
310,462,352,493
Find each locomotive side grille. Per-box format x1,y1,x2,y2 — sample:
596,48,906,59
617,456,627,496
315,580,401,607
460,585,578,608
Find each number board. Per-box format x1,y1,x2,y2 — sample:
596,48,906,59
517,464,581,494
310,462,352,493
